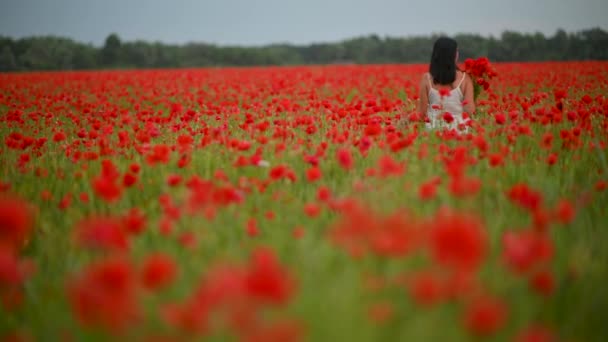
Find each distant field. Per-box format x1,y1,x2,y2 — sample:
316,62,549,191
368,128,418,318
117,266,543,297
1,62,608,341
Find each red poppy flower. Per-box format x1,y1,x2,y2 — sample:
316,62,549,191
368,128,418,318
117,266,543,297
463,296,508,337
67,257,139,334
501,230,553,274
378,155,405,178
507,183,543,211
529,269,555,297
123,173,137,188
141,253,177,291
407,271,444,307
317,186,332,202
53,132,66,142
428,209,488,272
442,112,454,124
305,167,322,182
75,216,128,252
303,202,321,218
93,176,123,203
554,199,575,224
494,113,506,125
167,174,182,187
0,249,33,288
418,179,439,201
0,195,33,253
122,208,146,235
488,153,503,167
245,247,294,305
336,148,353,170
246,218,259,237
514,324,556,342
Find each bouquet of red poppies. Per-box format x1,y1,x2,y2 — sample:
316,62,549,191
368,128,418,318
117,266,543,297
463,57,497,99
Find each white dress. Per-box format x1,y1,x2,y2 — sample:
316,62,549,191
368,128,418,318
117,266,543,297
425,72,470,132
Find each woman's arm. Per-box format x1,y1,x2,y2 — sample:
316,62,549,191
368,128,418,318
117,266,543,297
417,74,429,120
463,73,476,115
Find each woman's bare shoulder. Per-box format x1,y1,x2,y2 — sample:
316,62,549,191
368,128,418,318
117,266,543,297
458,71,472,84
419,73,430,87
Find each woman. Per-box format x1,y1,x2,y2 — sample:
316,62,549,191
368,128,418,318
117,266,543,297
417,37,475,132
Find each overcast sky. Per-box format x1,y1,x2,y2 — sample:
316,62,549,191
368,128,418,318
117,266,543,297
1,0,607,46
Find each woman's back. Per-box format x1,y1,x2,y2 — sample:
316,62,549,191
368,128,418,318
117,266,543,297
416,37,476,133
426,71,469,131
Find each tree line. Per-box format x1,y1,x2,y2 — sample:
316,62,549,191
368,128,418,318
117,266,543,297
1,28,607,72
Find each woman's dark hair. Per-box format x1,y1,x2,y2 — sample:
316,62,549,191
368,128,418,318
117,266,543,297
429,37,458,85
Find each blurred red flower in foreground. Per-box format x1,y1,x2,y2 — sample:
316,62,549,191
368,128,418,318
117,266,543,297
161,246,300,340
141,252,177,291
336,148,353,170
0,248,35,310
507,183,543,211
330,202,421,259
428,209,488,273
554,199,575,224
67,257,139,334
407,271,444,307
75,216,129,252
501,230,553,274
514,324,557,342
0,195,34,252
92,160,123,202
246,247,295,305
463,296,508,337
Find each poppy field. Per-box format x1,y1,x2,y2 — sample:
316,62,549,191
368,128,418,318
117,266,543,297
1,62,608,341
